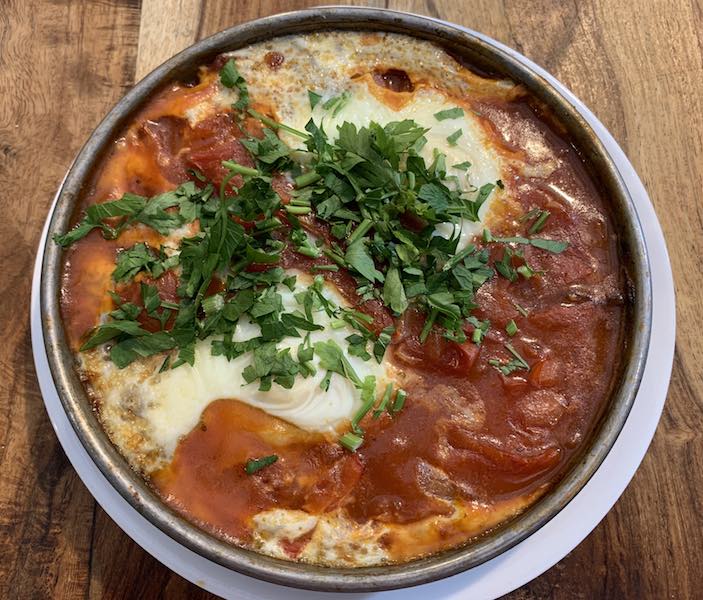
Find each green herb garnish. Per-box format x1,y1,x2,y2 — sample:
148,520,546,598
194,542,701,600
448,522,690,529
434,107,464,120
315,340,364,389
391,389,407,414
514,301,529,317
53,182,210,247
113,243,178,282
446,129,463,146
339,431,364,452
55,63,571,424
373,383,394,419
489,343,530,375
308,90,323,109
245,455,278,474
528,210,551,234
322,91,352,117
220,58,249,110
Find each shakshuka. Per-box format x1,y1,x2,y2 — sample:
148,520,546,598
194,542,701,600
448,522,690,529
56,32,627,566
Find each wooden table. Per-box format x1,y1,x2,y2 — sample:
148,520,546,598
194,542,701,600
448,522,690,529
1,1,700,597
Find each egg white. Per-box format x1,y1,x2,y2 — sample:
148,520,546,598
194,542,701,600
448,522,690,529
138,273,387,456
282,83,503,249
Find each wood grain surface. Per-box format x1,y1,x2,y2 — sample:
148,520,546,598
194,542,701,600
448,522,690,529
0,1,701,598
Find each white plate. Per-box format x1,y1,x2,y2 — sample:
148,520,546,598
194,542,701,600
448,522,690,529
31,24,675,600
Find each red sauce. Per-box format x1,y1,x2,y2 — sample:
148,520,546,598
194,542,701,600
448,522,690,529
152,400,362,542
60,58,627,559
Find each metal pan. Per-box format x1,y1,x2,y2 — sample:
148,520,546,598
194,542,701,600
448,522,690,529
39,6,652,592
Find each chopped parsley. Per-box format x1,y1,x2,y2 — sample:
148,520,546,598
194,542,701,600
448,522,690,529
240,129,292,172
434,107,464,120
528,209,551,234
514,301,529,317
308,89,323,109
446,129,463,146
315,339,363,389
220,58,249,110
391,389,407,414
113,243,179,283
530,238,568,253
53,181,211,247
373,383,394,419
489,343,530,375
468,316,490,344
339,431,364,452
322,91,351,117
55,61,570,451
245,455,278,474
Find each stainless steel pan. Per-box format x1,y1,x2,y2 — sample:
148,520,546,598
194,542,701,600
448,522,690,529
40,7,652,592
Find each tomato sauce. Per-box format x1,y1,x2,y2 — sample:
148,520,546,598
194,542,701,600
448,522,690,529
60,57,627,560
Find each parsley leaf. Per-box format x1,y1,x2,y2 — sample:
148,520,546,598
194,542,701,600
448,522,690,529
308,90,322,109
447,129,463,146
418,182,451,214
383,266,408,314
240,128,292,172
314,339,363,388
80,320,147,351
113,243,178,282
530,238,568,253
245,455,278,474
345,240,384,283
53,183,206,247
373,326,395,363
110,331,179,369
495,247,518,282
434,107,464,120
488,343,530,376
219,58,249,110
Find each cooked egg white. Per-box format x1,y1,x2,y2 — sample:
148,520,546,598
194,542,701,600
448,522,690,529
251,508,388,566
141,273,386,454
86,271,389,467
229,31,506,248
248,493,537,566
292,84,503,249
